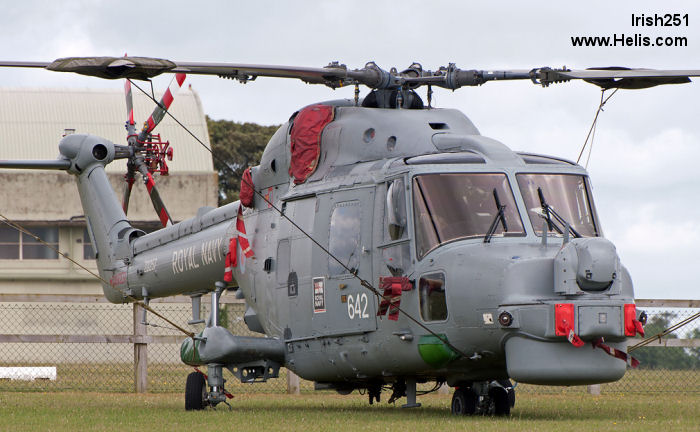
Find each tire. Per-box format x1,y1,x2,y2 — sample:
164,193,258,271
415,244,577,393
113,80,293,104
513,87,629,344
185,371,208,411
497,379,516,408
490,387,511,416
451,387,477,415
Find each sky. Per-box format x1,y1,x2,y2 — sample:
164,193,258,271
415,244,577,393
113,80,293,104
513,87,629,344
1,0,699,299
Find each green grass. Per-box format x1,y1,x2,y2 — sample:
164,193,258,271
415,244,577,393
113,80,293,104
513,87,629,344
0,392,697,432
2,364,697,395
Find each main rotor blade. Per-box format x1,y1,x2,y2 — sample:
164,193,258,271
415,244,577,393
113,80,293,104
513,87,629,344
559,67,699,89
137,163,172,227
0,159,71,170
2,56,699,91
47,57,176,80
0,61,51,69
138,73,186,140
170,61,353,84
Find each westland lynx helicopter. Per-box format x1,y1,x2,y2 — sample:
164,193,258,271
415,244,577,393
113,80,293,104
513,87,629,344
1,57,697,415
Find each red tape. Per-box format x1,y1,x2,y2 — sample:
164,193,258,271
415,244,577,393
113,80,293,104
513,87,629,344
222,206,254,281
564,324,585,347
592,338,640,368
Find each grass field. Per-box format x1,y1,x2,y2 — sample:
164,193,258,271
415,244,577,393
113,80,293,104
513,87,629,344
0,392,698,432
1,364,697,395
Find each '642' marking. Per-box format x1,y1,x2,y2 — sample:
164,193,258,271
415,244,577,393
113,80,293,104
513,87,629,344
347,293,370,319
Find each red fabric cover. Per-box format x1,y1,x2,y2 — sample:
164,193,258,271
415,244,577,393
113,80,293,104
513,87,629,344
624,303,638,336
554,303,575,336
289,104,334,184
240,167,254,208
377,277,413,321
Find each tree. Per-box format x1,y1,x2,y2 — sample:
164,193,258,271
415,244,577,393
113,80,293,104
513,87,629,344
207,116,280,205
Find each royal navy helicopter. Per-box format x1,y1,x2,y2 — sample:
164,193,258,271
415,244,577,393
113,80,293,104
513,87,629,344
1,57,697,415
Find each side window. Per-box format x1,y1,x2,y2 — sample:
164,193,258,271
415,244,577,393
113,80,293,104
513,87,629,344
419,273,447,321
328,201,360,276
385,178,407,241
276,239,291,284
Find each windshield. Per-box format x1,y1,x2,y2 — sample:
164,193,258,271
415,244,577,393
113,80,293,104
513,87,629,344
412,173,525,258
516,174,599,237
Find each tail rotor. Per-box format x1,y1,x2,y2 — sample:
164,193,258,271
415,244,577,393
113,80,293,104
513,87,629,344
119,70,186,227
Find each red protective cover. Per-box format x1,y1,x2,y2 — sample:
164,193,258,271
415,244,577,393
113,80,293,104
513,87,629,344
624,304,637,337
240,167,254,208
377,277,413,320
288,104,334,184
554,303,575,336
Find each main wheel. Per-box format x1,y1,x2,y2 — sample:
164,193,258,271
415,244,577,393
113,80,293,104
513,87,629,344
451,387,477,415
185,371,208,411
489,387,511,416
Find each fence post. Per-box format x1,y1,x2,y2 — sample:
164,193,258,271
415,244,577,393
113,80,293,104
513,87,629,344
133,303,148,393
287,369,300,394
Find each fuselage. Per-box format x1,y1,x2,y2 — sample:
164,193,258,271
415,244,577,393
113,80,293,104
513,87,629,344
69,104,637,387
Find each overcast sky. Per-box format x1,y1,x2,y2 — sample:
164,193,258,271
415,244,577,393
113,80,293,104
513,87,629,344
1,1,699,299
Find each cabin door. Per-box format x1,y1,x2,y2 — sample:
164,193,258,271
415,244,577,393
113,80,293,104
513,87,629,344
309,187,377,337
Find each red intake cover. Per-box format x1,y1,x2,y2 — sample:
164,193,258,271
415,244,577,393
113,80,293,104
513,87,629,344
289,104,334,184
240,167,254,208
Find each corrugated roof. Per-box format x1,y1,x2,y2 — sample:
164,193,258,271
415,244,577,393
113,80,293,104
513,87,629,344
0,87,214,173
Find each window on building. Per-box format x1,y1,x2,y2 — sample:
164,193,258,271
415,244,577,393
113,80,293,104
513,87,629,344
328,201,361,276
419,273,447,322
0,225,58,260
83,228,96,260
0,226,19,259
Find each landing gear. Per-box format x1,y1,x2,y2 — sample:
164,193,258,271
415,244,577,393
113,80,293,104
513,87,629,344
489,386,511,416
185,366,233,411
185,371,208,410
450,380,515,416
368,383,382,405
451,387,477,415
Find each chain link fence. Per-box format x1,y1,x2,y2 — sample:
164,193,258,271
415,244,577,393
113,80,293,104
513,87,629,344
0,297,697,394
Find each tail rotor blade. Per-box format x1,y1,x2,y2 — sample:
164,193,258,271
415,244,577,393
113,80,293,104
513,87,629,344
122,169,136,214
124,79,135,129
138,73,186,141
137,163,173,227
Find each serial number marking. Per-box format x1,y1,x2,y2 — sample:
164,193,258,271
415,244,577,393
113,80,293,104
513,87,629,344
144,258,157,273
347,293,370,320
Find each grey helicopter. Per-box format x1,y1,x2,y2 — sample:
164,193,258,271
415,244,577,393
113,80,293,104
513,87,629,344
1,57,696,415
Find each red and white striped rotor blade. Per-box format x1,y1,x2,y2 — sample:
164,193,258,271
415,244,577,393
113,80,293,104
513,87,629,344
138,73,186,141
137,163,173,227
124,79,135,128
122,171,135,215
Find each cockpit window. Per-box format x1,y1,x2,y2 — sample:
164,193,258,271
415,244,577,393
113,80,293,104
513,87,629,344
412,173,525,259
516,174,599,237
